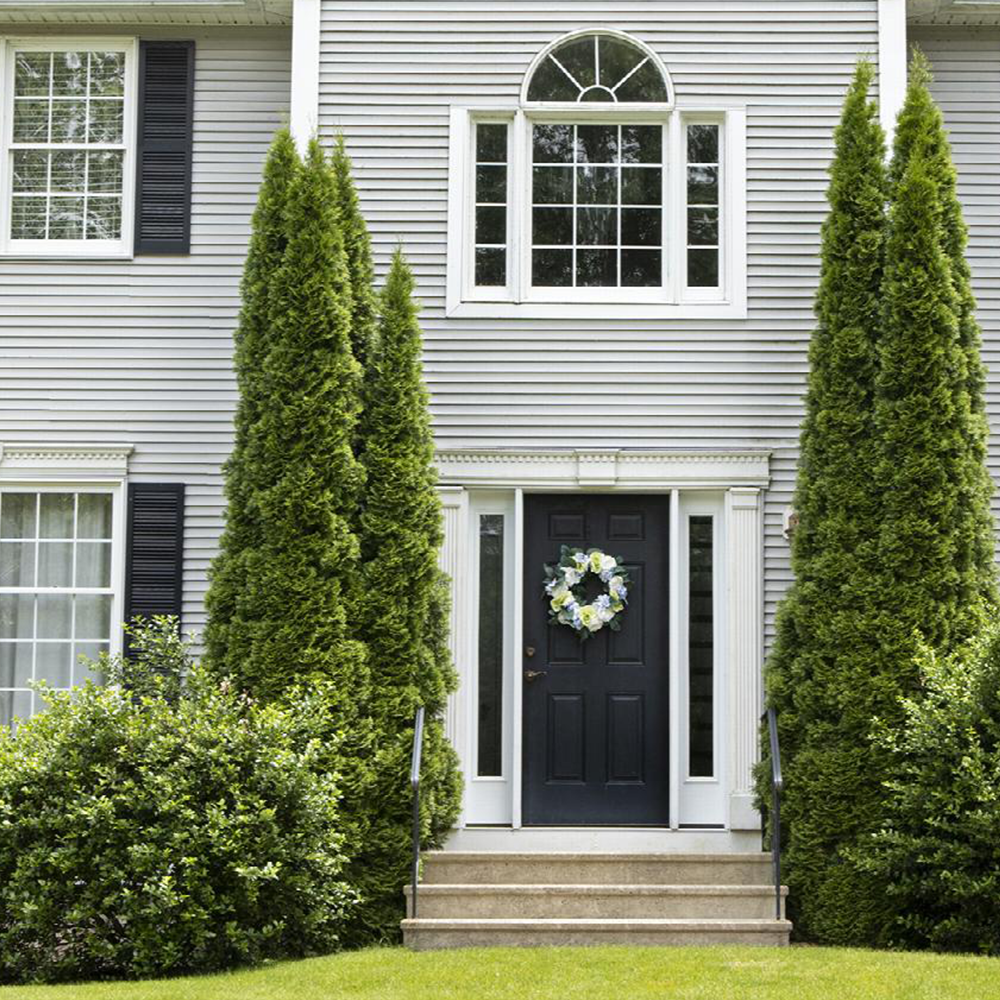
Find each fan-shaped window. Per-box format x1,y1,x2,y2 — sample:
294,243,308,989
526,33,668,104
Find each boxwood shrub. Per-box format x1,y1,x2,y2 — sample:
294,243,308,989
0,618,355,984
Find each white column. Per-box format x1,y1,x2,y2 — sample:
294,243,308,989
878,0,908,140
437,487,468,753
726,486,763,830
290,0,321,152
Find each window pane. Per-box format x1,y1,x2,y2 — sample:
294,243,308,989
622,207,661,247
15,52,51,97
688,248,719,288
39,494,74,538
474,247,506,287
75,594,112,640
0,692,33,729
622,168,661,205
622,125,662,164
622,249,661,287
37,542,73,587
12,150,48,193
86,197,122,241
688,124,719,164
532,248,572,286
599,36,644,89
52,51,88,97
89,52,126,97
11,197,47,240
533,206,573,245
533,124,574,163
614,59,668,102
77,494,112,538
0,643,33,687
576,165,617,204
688,207,719,246
12,100,50,143
0,542,35,587
88,150,124,193
87,100,124,144
533,166,573,204
50,100,88,143
1,494,37,539
577,206,617,245
37,595,71,639
476,164,506,203
688,165,719,205
0,595,34,639
689,516,714,777
576,124,618,164
36,642,72,688
475,206,506,245
73,642,108,685
526,56,580,102
477,514,504,777
75,541,111,588
50,150,87,192
576,248,616,286
49,197,86,240
476,123,507,163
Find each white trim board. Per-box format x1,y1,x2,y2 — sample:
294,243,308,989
436,449,771,491
0,442,133,480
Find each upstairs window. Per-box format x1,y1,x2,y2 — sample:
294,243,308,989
448,29,746,318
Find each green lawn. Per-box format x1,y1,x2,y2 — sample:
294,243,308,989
1,946,999,1000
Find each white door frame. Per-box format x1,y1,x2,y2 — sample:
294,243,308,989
437,449,769,832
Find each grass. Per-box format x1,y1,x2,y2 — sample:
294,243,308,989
1,946,999,1000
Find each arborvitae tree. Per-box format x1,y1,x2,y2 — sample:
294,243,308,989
204,129,298,665
349,250,461,943
762,62,888,942
889,52,996,610
332,134,378,377
206,137,367,705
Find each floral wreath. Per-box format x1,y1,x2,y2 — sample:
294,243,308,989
543,546,630,639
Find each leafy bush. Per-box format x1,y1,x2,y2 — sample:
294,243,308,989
0,618,355,984
854,611,1000,955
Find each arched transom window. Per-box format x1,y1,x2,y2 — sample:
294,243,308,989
449,30,746,318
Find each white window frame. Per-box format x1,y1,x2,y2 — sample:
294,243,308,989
0,36,138,259
0,481,127,719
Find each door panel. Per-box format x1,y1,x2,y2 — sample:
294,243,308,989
522,494,670,825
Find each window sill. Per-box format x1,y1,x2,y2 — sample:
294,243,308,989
0,251,134,262
446,298,748,320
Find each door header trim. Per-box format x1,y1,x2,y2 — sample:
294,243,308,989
436,449,770,490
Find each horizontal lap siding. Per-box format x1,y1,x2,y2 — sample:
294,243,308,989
0,26,291,637
916,27,1000,565
320,0,879,643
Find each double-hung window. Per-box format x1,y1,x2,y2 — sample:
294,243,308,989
448,29,747,318
4,40,135,255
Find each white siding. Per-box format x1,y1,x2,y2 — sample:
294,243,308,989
0,26,291,636
916,27,1000,549
319,0,880,641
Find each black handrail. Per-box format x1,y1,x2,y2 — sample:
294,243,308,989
764,706,784,921
410,706,425,919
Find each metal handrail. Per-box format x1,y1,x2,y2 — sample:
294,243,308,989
410,706,425,919
764,706,784,921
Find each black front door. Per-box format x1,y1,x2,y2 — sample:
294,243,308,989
522,494,670,825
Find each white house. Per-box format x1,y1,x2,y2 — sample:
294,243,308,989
0,0,993,946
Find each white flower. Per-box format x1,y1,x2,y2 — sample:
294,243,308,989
573,551,589,567
564,568,582,586
600,554,617,573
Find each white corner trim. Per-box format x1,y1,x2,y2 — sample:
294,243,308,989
0,442,133,480
435,449,771,490
878,0,908,139
290,0,320,152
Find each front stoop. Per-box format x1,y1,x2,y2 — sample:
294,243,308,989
402,852,792,949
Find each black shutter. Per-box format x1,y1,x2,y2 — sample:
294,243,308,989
134,41,195,254
125,484,185,640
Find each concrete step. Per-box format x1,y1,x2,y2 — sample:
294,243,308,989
405,883,786,920
420,852,775,887
402,917,793,950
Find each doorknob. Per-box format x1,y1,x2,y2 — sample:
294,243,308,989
525,646,536,658
524,670,547,683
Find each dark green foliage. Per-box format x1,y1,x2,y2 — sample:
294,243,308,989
0,619,354,984
204,129,298,669
855,611,1000,954
763,61,889,944
349,250,462,943
205,138,367,706
332,134,378,377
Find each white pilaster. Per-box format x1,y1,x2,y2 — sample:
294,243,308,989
726,487,763,831
878,0,908,140
290,0,321,152
437,487,468,752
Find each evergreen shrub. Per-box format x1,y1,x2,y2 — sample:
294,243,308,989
0,618,354,984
